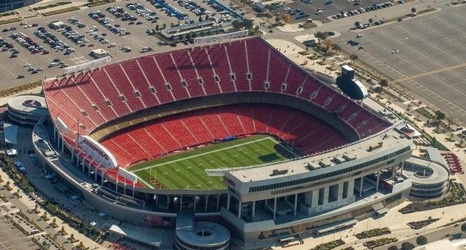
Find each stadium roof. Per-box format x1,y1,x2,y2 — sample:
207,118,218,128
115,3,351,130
426,147,447,167
227,128,409,183
109,225,162,247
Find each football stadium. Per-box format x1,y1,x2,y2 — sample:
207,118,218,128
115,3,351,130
32,37,415,249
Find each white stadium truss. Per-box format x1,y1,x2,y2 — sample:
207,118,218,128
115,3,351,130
193,30,248,44
64,56,112,74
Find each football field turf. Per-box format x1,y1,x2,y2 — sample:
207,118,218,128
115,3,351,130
130,135,298,190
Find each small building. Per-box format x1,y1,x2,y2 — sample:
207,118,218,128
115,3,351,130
90,49,110,59
48,21,66,30
7,95,48,125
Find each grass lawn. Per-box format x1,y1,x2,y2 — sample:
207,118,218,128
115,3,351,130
130,135,297,190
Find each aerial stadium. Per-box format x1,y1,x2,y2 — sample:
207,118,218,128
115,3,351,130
32,37,414,249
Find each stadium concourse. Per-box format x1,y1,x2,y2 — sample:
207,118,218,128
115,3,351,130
32,36,418,249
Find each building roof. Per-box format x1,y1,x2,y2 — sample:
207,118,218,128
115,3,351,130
7,95,48,118
3,123,18,145
426,147,447,166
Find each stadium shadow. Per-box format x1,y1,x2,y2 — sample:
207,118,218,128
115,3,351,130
274,143,302,159
258,153,281,163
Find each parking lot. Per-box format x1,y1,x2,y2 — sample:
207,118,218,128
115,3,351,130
270,0,398,23
336,5,466,124
0,208,39,249
0,0,235,92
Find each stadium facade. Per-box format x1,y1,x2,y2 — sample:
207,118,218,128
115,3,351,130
33,37,415,249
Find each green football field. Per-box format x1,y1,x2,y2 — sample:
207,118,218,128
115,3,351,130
130,135,298,190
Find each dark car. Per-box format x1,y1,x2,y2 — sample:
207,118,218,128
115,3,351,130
347,40,359,46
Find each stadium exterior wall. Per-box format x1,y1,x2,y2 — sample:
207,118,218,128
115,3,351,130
224,188,411,249
33,115,414,249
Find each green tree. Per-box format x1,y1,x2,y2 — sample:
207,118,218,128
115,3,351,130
461,223,466,232
368,18,373,24
185,32,192,41
243,19,254,29
355,21,361,27
155,24,159,31
198,16,203,22
435,110,445,121
78,241,86,250
282,13,291,23
315,31,329,40
379,79,389,87
411,7,417,14
232,20,243,30
401,242,415,250
416,235,428,245
388,246,399,250
42,212,49,221
349,54,358,61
